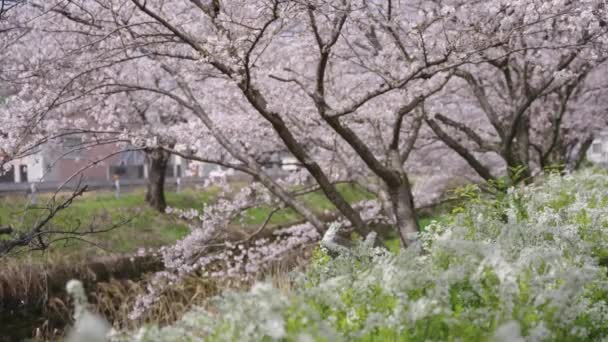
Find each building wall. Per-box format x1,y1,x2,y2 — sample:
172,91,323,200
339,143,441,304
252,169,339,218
587,132,608,165
42,143,120,183
4,141,197,185
4,143,139,184
7,153,45,183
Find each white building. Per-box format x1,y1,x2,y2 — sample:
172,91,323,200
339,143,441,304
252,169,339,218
587,130,608,165
0,139,190,185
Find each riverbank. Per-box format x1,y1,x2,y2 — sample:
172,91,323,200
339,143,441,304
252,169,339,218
0,183,376,340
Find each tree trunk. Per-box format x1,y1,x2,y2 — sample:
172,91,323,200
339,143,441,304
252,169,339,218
145,148,170,212
387,171,419,247
571,136,593,170
505,114,532,184
516,115,530,167
382,151,420,247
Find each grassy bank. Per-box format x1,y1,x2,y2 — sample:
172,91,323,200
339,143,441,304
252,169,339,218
0,183,374,259
0,182,377,340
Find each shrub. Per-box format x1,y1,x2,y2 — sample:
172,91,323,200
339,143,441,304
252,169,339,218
114,171,608,341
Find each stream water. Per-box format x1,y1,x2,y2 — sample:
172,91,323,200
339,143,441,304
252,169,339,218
0,255,162,341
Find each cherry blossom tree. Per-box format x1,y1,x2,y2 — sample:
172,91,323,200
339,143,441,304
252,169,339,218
425,0,608,184
5,0,608,320
0,0,460,248
4,0,607,256
0,0,32,167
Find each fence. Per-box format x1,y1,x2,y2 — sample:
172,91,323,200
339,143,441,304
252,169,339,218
0,167,292,195
0,177,211,195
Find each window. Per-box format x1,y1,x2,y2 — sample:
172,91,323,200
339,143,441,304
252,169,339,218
63,136,82,148
165,164,175,178
593,143,602,154
110,165,127,176
19,165,28,183
62,136,83,160
0,165,14,183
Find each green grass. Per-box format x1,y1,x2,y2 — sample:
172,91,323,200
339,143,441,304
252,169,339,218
0,183,375,259
0,189,217,258
58,203,189,255
238,183,375,227
1,182,448,260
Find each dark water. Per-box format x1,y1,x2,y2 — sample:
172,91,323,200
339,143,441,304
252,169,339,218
0,255,162,341
0,306,65,342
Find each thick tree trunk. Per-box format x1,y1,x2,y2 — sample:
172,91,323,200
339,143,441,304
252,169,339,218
145,148,170,212
515,115,531,170
504,115,532,184
386,151,419,247
388,179,419,247
571,137,593,170
378,187,395,221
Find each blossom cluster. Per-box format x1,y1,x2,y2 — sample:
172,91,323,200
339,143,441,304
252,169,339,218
130,181,320,320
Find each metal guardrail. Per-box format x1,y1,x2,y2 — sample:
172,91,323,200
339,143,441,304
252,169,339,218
0,177,212,194
0,168,293,195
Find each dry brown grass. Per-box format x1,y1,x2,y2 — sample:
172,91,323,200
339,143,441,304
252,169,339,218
94,275,229,331
0,253,163,341
0,255,72,308
0,234,314,340
0,256,74,341
93,244,314,332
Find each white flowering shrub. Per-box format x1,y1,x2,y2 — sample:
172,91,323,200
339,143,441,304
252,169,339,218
117,171,608,341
